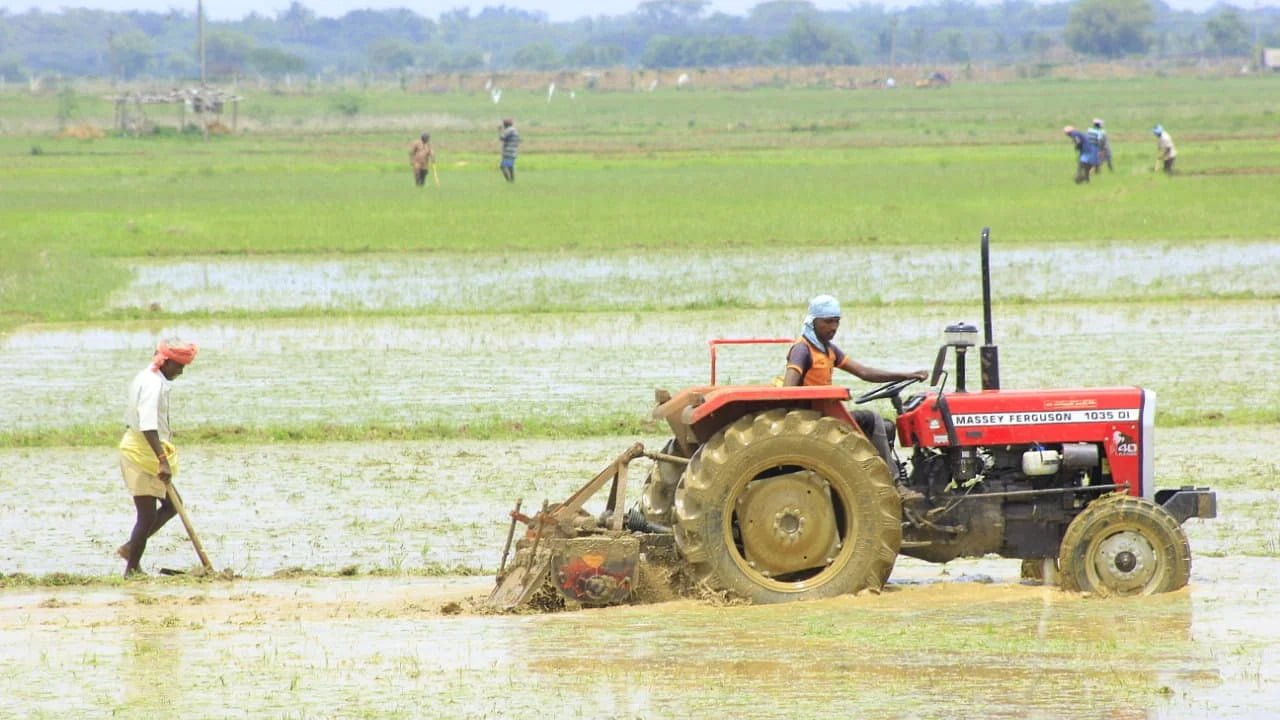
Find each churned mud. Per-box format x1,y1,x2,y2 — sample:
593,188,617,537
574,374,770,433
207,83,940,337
0,427,1277,718
0,558,1275,719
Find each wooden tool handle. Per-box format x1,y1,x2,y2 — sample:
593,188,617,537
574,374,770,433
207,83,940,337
166,484,213,571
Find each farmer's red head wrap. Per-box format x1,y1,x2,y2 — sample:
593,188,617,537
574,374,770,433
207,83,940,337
152,339,198,369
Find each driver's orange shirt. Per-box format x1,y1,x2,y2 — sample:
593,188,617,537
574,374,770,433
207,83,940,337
787,338,846,386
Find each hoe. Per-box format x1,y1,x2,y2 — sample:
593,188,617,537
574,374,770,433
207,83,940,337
488,229,1216,609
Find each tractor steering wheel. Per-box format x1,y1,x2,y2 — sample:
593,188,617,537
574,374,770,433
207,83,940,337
854,377,922,405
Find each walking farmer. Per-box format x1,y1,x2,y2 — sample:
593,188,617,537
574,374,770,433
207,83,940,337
1152,124,1177,175
409,132,434,187
117,339,198,577
499,118,520,183
1088,119,1112,172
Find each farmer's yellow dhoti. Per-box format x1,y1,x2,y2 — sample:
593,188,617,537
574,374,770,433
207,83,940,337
118,430,179,499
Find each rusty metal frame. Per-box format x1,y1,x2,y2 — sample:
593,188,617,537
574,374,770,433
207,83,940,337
513,443,693,539
537,442,645,534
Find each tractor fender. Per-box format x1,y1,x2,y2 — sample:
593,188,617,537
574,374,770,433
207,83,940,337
682,385,855,443
1155,487,1217,524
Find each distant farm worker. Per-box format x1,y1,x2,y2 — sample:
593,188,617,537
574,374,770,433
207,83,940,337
409,132,434,188
782,295,928,476
1152,124,1177,175
1063,125,1098,184
1088,118,1112,172
498,118,520,183
116,338,198,577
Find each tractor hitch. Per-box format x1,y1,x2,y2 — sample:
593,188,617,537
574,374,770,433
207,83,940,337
486,442,681,611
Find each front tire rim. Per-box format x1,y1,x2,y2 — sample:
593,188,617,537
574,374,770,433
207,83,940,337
1087,526,1159,595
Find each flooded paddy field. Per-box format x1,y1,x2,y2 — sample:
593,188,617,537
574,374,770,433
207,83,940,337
0,427,1276,719
110,240,1280,315
0,427,1272,578
1,238,1277,718
1,298,1276,433
4,241,1275,434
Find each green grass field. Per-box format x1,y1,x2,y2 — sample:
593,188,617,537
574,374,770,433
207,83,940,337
1,74,1277,442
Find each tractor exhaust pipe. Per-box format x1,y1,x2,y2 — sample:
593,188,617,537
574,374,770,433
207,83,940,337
979,227,1000,390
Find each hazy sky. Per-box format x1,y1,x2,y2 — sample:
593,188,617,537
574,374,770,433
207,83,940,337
0,0,1245,23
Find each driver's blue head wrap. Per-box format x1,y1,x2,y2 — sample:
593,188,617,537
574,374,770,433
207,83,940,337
801,294,841,351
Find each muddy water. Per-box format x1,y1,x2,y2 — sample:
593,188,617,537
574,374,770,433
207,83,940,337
109,241,1280,314
3,568,1276,719
0,429,1276,718
1,299,1276,431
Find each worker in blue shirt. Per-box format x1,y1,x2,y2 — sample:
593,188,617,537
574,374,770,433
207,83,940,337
1063,125,1098,184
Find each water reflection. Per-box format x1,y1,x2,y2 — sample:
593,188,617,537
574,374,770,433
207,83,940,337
119,620,183,715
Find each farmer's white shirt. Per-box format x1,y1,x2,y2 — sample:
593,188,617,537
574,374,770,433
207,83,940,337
124,366,172,441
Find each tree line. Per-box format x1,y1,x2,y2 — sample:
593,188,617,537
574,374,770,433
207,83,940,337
0,0,1276,83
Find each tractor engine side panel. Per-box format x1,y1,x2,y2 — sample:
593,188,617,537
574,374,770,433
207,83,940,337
896,387,1152,497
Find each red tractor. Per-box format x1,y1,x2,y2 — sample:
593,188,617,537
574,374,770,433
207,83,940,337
488,230,1216,609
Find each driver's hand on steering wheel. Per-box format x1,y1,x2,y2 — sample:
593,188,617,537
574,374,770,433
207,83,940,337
908,370,928,382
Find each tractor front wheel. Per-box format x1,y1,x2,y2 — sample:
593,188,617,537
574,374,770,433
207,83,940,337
673,409,901,603
1058,494,1191,597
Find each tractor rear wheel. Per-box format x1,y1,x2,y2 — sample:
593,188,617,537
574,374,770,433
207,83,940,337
1058,493,1191,597
673,409,901,604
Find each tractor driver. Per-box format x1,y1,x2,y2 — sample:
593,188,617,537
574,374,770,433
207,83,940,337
782,295,927,474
